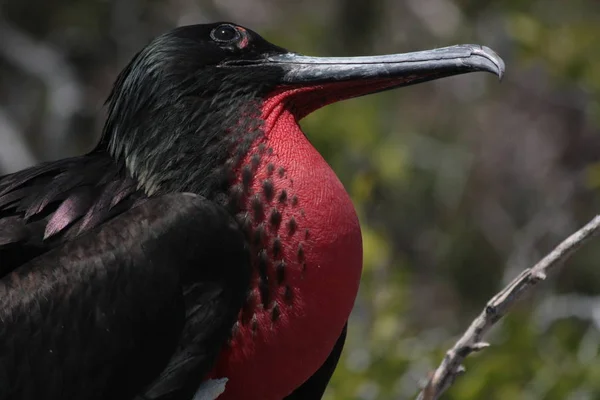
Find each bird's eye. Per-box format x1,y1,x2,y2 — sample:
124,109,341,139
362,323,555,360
210,24,240,44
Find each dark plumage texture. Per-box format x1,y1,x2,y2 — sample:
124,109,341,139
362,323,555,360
0,193,250,400
0,153,140,274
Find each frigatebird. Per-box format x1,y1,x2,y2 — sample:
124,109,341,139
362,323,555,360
0,22,504,400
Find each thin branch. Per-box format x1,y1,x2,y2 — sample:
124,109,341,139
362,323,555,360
417,215,600,400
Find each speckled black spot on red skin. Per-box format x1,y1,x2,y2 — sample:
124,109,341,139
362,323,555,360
236,140,252,163
259,278,270,308
271,303,281,322
278,189,288,203
302,262,307,274
276,260,286,285
262,179,274,201
238,212,252,235
258,249,270,307
277,166,285,178
241,296,255,325
267,147,274,155
297,243,305,262
251,195,264,221
304,229,310,240
253,223,266,246
242,165,252,191
258,249,269,276
270,209,282,228
273,236,282,258
228,184,244,211
251,314,259,335
284,285,293,305
291,195,298,206
267,163,275,175
287,217,297,235
222,159,237,183
251,153,261,170
258,143,266,154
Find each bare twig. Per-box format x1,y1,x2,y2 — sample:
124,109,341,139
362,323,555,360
417,215,600,400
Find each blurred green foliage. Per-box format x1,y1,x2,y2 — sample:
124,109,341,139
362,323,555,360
2,0,600,399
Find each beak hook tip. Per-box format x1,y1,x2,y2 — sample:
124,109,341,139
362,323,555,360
472,45,505,81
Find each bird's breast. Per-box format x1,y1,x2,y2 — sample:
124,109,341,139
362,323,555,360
206,100,363,399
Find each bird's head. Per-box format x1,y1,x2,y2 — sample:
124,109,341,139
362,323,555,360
100,22,504,198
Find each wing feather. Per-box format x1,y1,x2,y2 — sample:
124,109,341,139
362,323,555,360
0,153,141,272
0,193,250,400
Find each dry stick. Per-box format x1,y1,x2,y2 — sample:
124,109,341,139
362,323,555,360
417,215,600,400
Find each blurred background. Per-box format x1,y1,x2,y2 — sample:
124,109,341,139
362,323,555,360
1,1,600,399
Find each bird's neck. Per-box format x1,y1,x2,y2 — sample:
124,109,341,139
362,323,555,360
102,94,264,200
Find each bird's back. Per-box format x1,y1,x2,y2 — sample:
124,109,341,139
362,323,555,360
0,152,143,275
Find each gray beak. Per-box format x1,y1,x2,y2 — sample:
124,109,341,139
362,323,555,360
267,44,504,85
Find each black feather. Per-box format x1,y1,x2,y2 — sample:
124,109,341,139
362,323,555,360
0,153,142,273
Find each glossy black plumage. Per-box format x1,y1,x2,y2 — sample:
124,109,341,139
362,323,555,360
0,153,140,272
0,193,250,399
